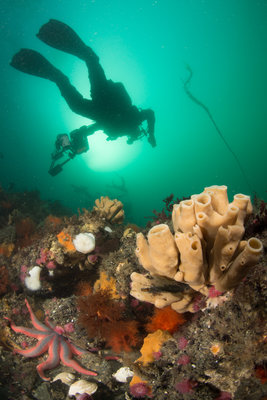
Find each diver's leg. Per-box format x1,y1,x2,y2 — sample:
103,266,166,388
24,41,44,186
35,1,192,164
53,72,97,119
10,49,96,119
37,19,108,99
53,55,105,115
83,54,108,100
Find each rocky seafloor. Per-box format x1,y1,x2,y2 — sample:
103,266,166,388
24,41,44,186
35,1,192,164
0,187,266,400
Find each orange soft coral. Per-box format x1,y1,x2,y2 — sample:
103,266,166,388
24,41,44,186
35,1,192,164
146,306,186,334
77,289,140,353
15,217,36,247
45,215,62,229
78,289,124,338
106,320,140,353
57,231,75,252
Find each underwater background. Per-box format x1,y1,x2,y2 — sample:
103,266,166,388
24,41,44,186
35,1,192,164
1,0,267,226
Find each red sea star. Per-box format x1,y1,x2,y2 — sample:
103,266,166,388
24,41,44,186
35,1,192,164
7,299,97,381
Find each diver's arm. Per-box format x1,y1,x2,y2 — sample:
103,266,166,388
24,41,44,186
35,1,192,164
73,123,101,137
139,108,156,147
140,108,155,134
147,109,155,135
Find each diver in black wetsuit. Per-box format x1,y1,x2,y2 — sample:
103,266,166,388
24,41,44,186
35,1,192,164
10,19,156,148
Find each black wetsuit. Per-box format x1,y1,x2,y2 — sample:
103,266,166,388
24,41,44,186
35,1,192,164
53,50,155,142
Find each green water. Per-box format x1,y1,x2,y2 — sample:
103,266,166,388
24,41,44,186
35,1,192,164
1,0,266,225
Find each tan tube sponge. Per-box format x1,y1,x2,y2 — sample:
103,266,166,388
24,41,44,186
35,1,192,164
174,231,205,289
130,272,185,308
194,192,239,246
215,237,263,291
209,224,245,285
230,193,253,226
203,185,229,215
171,293,196,313
131,185,263,313
135,224,178,278
172,199,196,233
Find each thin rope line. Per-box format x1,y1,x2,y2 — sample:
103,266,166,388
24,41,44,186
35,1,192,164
183,65,252,192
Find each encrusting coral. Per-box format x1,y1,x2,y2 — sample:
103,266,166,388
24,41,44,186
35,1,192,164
131,185,263,312
93,196,124,224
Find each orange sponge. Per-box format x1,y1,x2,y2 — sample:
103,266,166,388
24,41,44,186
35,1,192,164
57,231,75,252
136,329,171,366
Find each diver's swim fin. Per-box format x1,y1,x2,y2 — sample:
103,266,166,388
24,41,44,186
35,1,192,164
10,49,60,81
37,19,95,60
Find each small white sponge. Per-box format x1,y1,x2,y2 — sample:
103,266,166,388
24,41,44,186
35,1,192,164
73,232,95,254
25,266,42,291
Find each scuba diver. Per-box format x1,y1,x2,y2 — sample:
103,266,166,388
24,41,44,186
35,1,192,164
10,19,156,165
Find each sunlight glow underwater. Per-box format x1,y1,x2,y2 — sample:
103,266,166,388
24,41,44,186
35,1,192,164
84,130,143,172
58,60,145,172
61,104,144,173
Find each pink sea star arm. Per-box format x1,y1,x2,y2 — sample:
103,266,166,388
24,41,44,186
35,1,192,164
44,317,56,330
15,334,54,357
68,342,86,357
37,335,60,381
59,337,98,376
9,322,49,339
25,299,50,332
